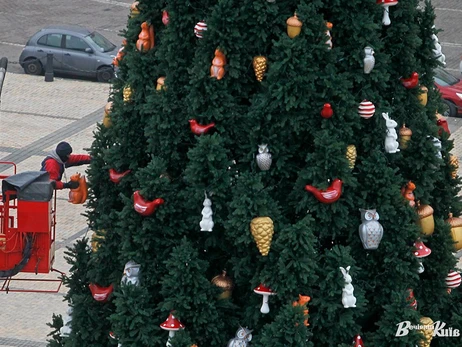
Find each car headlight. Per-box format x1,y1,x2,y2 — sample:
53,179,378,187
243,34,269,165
457,93,462,100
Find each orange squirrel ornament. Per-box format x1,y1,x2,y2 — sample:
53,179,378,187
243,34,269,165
210,49,226,80
68,173,88,204
136,22,155,52
113,39,127,66
401,181,416,207
292,294,311,326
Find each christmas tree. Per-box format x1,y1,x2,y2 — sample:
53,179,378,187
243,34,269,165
50,0,462,346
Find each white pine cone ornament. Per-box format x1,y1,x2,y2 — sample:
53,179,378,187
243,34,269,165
256,144,272,171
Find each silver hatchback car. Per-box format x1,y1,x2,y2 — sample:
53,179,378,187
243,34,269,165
19,25,117,82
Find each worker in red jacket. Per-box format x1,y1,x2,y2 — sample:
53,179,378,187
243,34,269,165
40,141,91,190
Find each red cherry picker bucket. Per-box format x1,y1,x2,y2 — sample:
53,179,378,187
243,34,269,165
0,161,64,293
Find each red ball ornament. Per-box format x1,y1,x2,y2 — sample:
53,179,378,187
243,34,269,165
446,270,461,289
321,103,333,118
194,21,207,38
358,100,375,118
400,72,419,89
304,178,343,204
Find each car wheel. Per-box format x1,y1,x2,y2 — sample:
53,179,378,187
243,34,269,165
442,100,457,118
23,59,43,75
97,66,114,83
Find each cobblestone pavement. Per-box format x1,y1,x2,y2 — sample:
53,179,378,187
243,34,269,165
0,1,462,346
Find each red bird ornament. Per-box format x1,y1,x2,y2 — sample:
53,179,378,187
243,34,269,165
109,169,131,184
89,283,114,302
321,103,333,118
189,119,215,135
305,178,343,204
162,10,169,25
400,72,419,89
133,191,164,216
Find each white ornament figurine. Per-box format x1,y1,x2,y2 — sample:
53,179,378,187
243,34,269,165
358,209,383,250
363,46,375,74
431,27,446,66
227,326,253,347
200,192,214,232
382,112,400,153
340,266,357,308
256,144,272,171
430,137,442,159
121,260,141,286
60,305,73,337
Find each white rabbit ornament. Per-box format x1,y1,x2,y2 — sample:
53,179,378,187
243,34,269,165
340,266,357,308
382,112,400,154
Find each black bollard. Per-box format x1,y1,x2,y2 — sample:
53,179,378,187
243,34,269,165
0,57,8,103
44,53,54,82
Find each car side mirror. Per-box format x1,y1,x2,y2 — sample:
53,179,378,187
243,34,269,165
85,48,94,54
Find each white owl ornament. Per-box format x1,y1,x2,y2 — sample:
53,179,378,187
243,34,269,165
227,326,253,347
256,144,272,171
359,209,383,250
363,46,375,74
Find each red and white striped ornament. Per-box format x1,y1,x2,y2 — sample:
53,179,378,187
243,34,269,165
446,270,461,289
194,21,207,38
358,100,375,118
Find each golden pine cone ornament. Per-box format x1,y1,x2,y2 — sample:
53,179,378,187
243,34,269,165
253,56,267,82
418,317,434,347
250,217,274,256
123,86,133,103
346,145,357,169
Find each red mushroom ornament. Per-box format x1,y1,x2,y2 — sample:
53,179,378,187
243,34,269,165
109,169,131,184
413,239,431,273
89,283,114,302
377,0,398,26
133,191,164,216
400,72,419,89
160,312,185,347
321,103,333,119
352,335,364,347
305,179,343,204
189,119,215,135
254,283,276,314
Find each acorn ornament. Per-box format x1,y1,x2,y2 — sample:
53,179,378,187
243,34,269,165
449,154,459,179
416,202,435,236
156,77,166,91
130,1,140,18
346,145,357,169
399,124,412,149
253,56,267,82
286,13,302,38
446,213,462,251
418,85,428,106
211,270,234,299
250,217,274,256
256,144,272,171
103,101,113,128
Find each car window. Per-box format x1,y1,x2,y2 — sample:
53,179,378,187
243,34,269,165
86,31,116,52
37,34,62,48
64,35,90,52
434,67,460,87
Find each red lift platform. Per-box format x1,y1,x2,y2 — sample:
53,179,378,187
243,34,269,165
0,161,64,293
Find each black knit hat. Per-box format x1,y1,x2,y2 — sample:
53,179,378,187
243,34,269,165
56,141,72,161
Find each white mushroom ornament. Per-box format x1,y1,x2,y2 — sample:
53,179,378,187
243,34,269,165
413,239,431,274
377,0,398,26
254,283,276,314
160,312,185,347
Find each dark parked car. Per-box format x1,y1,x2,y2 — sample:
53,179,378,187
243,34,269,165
434,67,462,118
19,25,117,82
